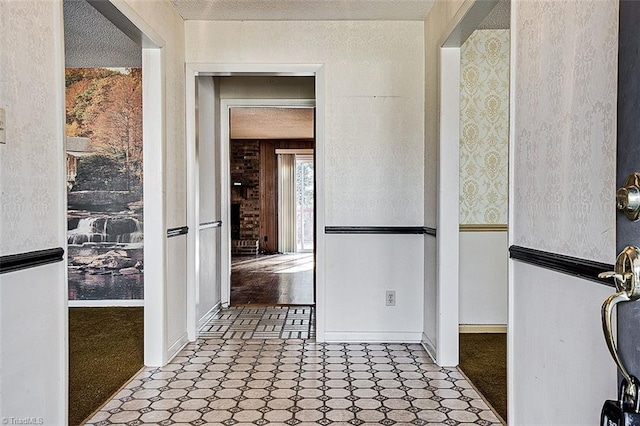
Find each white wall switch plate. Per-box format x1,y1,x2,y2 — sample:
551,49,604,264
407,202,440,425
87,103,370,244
0,108,5,144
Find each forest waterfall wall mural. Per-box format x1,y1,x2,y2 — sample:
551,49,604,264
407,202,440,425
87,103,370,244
65,68,143,301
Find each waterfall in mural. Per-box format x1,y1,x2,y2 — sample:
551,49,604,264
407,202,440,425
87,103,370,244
68,217,143,245
67,214,144,300
66,68,143,301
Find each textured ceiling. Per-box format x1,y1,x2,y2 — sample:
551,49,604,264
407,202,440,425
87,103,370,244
63,0,141,68
170,0,435,21
230,107,314,139
477,0,510,30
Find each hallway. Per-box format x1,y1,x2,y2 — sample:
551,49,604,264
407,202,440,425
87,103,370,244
85,340,502,426
231,254,314,306
85,311,503,426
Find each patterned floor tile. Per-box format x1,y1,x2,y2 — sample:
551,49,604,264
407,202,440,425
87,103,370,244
199,306,315,340
86,338,503,426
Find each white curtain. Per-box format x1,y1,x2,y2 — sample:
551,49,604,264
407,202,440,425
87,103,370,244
277,154,296,253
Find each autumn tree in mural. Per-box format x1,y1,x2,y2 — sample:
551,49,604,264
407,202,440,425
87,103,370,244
66,68,142,191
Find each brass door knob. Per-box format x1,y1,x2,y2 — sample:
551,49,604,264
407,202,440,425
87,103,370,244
599,246,640,404
617,173,640,221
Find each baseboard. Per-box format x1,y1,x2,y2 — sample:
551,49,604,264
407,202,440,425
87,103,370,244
80,365,146,425
459,324,507,333
323,331,422,343
167,332,189,362
197,301,221,330
456,368,507,425
421,333,437,362
68,299,144,307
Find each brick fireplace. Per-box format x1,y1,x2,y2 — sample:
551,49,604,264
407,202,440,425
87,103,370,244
230,140,260,255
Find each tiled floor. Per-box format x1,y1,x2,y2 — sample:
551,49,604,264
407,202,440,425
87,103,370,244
86,338,502,425
199,306,315,340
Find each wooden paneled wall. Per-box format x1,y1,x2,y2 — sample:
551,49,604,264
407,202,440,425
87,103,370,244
258,140,314,253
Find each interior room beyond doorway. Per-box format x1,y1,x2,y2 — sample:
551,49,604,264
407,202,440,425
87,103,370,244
226,95,316,306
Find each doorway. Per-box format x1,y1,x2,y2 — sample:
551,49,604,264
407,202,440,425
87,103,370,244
227,104,316,306
437,0,510,422
63,0,165,423
185,65,326,341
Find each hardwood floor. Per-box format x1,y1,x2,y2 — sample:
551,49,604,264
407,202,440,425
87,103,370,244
230,253,314,305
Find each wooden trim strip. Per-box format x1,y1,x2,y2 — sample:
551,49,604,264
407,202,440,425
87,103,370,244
199,221,222,230
459,324,507,334
325,226,437,236
167,226,189,238
460,224,508,232
509,245,615,287
0,247,65,274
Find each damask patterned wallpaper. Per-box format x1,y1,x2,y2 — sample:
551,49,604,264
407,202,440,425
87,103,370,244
459,29,510,225
0,0,65,255
513,0,617,262
423,0,469,226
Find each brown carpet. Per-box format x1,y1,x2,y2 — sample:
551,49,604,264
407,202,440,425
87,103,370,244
68,307,144,426
459,333,507,422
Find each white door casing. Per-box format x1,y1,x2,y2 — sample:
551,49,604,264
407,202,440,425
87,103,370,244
71,0,169,366
185,64,326,341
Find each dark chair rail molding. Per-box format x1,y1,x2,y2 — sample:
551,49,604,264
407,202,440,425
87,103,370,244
509,245,615,287
167,226,189,238
0,247,65,274
325,226,437,236
199,221,222,230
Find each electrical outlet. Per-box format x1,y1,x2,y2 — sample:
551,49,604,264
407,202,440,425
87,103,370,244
386,291,396,306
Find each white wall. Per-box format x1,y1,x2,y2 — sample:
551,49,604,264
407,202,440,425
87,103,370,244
512,264,615,425
197,226,220,324
186,21,425,340
459,231,507,325
325,235,424,341
0,1,68,423
196,76,221,325
510,0,618,423
186,21,424,225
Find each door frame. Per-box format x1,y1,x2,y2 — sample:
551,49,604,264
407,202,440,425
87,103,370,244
507,1,517,423
185,64,326,341
437,46,461,366
435,0,502,367
220,98,316,306
79,0,167,366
